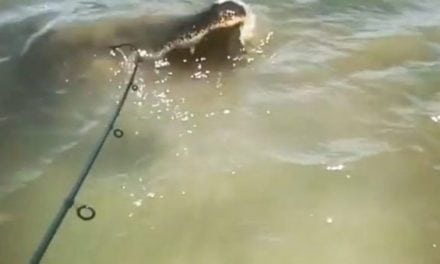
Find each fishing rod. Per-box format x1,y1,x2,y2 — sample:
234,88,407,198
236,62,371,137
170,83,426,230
30,48,141,264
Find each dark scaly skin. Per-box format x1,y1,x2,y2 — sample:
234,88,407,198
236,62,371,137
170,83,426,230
140,1,248,60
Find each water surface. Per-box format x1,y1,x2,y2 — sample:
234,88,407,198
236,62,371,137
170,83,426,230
1,0,440,263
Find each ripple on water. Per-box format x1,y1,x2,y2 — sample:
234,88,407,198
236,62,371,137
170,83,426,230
0,56,11,64
331,35,434,75
51,141,79,154
269,137,392,166
77,120,99,135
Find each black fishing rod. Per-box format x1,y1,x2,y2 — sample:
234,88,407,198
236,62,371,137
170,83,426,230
30,49,141,264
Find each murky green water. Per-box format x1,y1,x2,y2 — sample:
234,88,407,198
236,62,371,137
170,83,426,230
1,0,440,263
